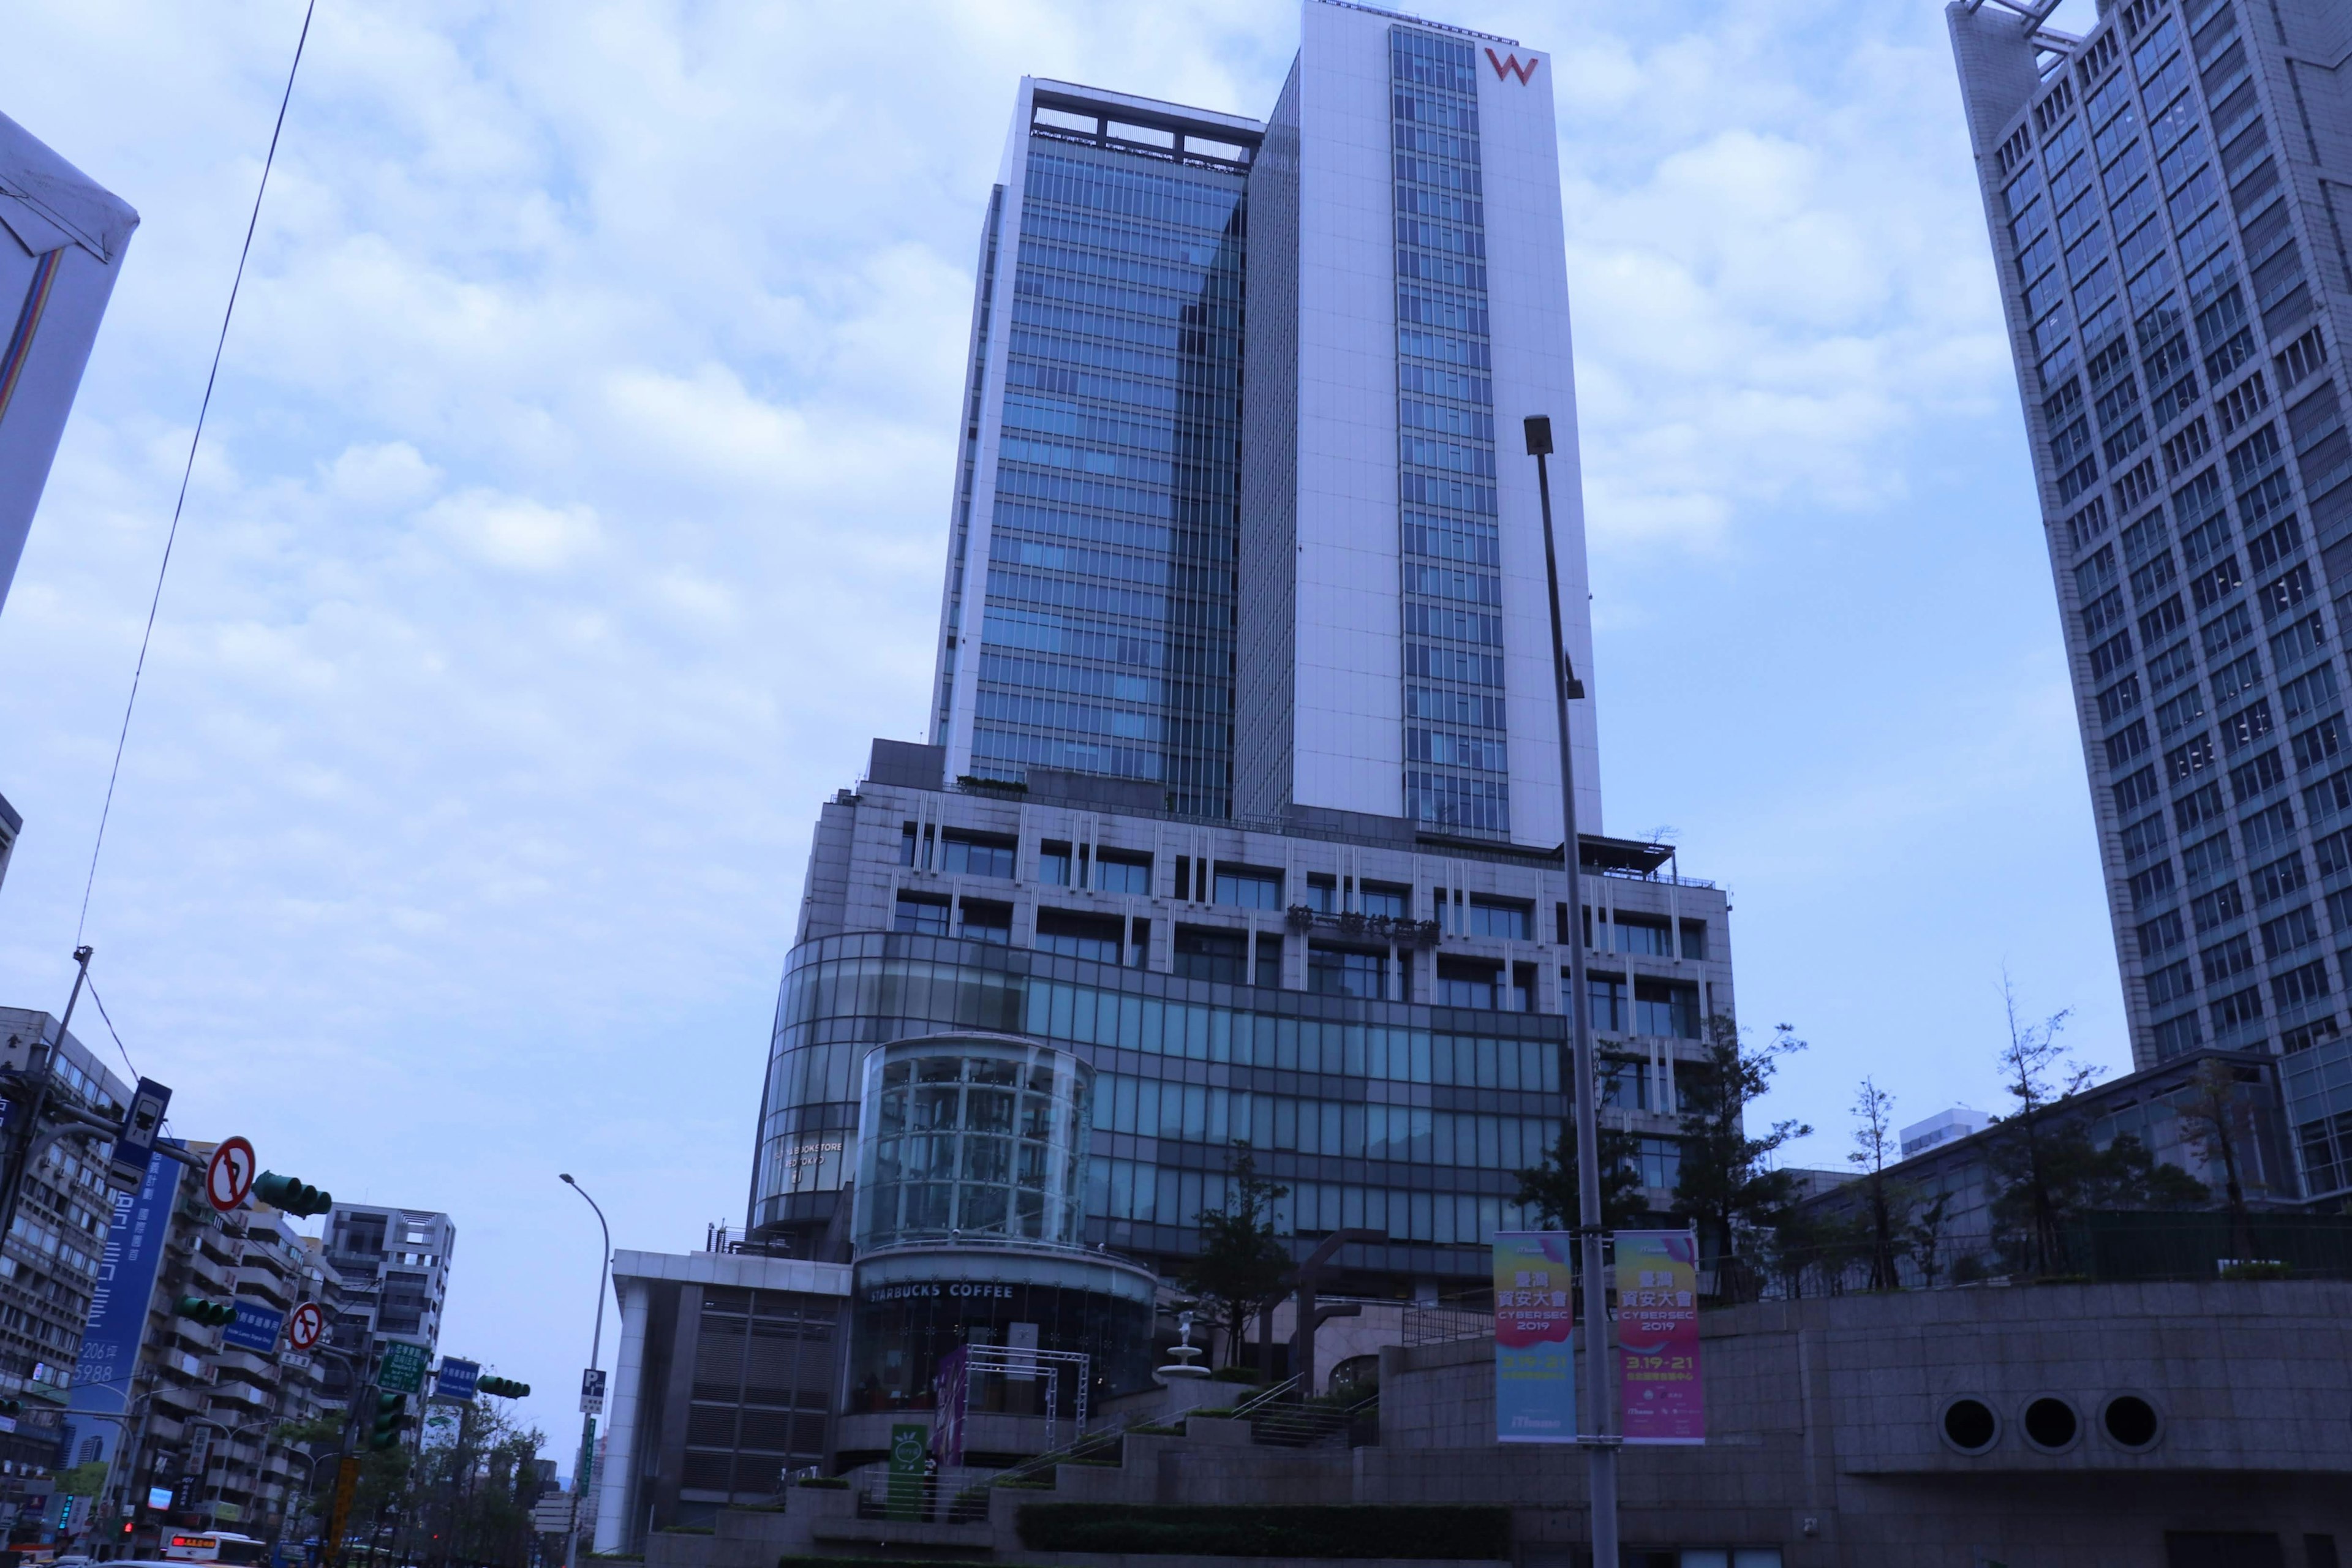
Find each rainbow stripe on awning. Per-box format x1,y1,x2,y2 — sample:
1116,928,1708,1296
0,248,66,428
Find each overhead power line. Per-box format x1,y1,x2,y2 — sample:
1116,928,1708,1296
75,0,320,946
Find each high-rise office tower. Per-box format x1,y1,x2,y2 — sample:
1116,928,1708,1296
928,0,1597,846
1951,0,2352,1197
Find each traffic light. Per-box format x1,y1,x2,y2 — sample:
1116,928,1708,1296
369,1393,410,1450
175,1297,235,1327
254,1170,332,1217
477,1376,529,1399
0,1398,21,1417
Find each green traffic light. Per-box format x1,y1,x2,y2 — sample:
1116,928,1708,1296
478,1376,530,1399
254,1172,333,1217
174,1296,235,1327
370,1392,409,1450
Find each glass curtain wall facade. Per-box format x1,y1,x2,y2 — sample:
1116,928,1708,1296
1390,28,1509,839
946,108,1248,818
1952,0,2352,1198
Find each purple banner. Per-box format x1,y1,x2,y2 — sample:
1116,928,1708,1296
931,1344,968,1465
1616,1231,1703,1445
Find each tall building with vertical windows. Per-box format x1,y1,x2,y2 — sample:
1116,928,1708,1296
1951,0,2352,1199
747,0,1729,1409
929,0,1597,847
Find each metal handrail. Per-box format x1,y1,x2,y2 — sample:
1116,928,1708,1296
1227,1374,1301,1416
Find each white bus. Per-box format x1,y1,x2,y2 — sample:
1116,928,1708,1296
159,1534,266,1566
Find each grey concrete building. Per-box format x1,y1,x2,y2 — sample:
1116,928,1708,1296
320,1203,454,1398
633,1280,2352,1568
1951,0,2352,1202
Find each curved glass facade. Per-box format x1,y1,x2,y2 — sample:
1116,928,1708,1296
853,1035,1091,1249
846,1246,1156,1420
756,930,1570,1277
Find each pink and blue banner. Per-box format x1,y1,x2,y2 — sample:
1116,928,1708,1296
1491,1231,1577,1443
1615,1230,1704,1444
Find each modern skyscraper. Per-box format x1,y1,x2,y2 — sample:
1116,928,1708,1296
1951,0,2352,1197
929,1,1597,846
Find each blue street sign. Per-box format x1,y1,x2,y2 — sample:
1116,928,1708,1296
434,1358,481,1402
224,1300,286,1354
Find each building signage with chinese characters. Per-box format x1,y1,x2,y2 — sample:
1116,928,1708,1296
377,1341,428,1393
1490,1232,1575,1444
1615,1230,1703,1444
67,1145,182,1471
222,1300,285,1355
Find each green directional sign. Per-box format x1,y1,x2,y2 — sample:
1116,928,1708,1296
377,1341,428,1394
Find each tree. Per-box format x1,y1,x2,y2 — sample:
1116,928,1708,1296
1183,1140,1290,1371
2177,1057,2260,1261
1513,1117,1646,1232
1847,1077,1907,1289
1990,975,2095,1274
1671,1014,1812,1298
1987,1125,2209,1273
1905,1191,1953,1287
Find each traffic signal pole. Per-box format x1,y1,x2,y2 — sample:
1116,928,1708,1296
0,946,94,1251
1525,416,1620,1563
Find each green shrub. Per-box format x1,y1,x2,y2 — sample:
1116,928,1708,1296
1017,1504,1512,1559
1208,1365,1262,1384
793,1476,849,1490
2219,1259,2292,1280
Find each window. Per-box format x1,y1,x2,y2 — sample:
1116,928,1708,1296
2175,780,2225,829
1173,926,1247,983
2274,324,2328,390
2128,552,2176,602
2229,748,2286,802
2199,932,2256,984
2148,639,2198,688
2211,650,2263,705
2271,612,2326,670
1256,933,1281,989
1679,919,1709,960
2155,685,2206,736
2242,799,2296,853
2141,594,2188,643
1361,882,1411,920
1634,1137,1682,1191
894,892,951,936
2098,673,2144,722
1612,914,1673,956
1096,851,1152,895
2191,881,2246,931
1213,867,1284,910
2209,984,2264,1032
940,831,1017,880
1436,959,1504,1011
1469,898,1533,941
2252,851,2308,905
1305,874,1340,914
900,823,924,867
2318,828,2352,880
2146,958,2196,1008
2092,630,2136,679
2140,907,2188,956
1039,842,1075,886
2260,904,2321,959
2281,1016,2339,1054
2294,714,2346,772
2181,832,2233,884
2123,815,2169,861
2218,698,2272,753
2259,564,2313,623
957,900,1012,944
2282,662,2338,720
1308,944,1386,999
1634,979,1700,1039
1585,973,1627,1031
2165,733,2216,782
1037,909,1124,963
2131,861,2177,908
2152,1011,2204,1056
2201,601,2254,658
2190,555,2244,611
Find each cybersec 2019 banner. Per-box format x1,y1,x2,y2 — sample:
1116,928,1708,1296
1491,1231,1576,1443
1615,1230,1704,1444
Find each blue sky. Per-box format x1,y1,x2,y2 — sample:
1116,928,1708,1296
0,0,2106,1442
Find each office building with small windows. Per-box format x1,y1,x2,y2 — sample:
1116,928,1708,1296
1951,0,2352,1202
321,1204,454,1396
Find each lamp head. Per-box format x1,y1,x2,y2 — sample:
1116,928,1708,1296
560,1174,575,1185
1523,415,1554,456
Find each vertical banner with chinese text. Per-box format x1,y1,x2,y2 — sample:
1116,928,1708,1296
1615,1230,1703,1444
932,1345,968,1466
1491,1232,1576,1443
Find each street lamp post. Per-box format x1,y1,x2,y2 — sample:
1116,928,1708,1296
559,1174,611,1567
1523,414,1619,1565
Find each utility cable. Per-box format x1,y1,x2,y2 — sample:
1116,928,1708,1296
74,0,318,946
81,972,140,1086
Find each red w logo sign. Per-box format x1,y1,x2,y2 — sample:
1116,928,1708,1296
1485,48,1539,85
